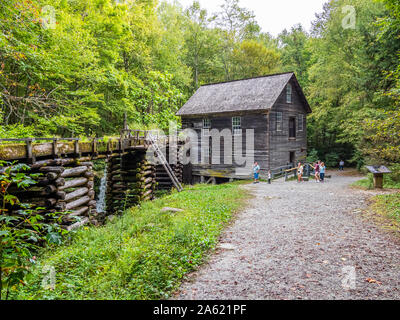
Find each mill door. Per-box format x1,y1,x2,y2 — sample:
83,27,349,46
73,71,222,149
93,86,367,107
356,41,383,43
289,151,295,165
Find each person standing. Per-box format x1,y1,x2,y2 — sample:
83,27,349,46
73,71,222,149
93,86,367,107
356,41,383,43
268,170,272,184
253,162,260,184
339,160,344,171
297,162,304,182
314,161,320,182
320,162,326,182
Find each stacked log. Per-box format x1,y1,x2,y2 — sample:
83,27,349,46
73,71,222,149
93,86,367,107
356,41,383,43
105,151,156,214
3,140,184,230
6,158,97,230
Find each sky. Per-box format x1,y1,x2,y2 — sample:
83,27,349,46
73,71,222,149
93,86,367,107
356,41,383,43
171,0,328,36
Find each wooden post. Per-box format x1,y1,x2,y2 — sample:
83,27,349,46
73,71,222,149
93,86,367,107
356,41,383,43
25,138,35,164
92,138,98,158
52,138,59,159
74,139,81,158
373,173,384,189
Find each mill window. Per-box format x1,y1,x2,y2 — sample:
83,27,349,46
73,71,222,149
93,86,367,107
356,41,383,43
202,118,211,136
232,117,242,136
286,83,292,103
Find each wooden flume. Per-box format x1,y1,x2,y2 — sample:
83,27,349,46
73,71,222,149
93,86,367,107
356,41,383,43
1,131,185,231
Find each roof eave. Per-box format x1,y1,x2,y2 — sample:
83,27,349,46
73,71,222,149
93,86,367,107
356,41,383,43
177,108,271,117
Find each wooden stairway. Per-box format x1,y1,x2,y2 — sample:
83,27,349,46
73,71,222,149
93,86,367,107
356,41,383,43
148,133,183,192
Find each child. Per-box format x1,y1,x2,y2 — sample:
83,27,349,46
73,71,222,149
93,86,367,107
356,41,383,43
314,161,320,182
297,162,304,182
268,170,272,184
253,162,260,184
320,162,326,182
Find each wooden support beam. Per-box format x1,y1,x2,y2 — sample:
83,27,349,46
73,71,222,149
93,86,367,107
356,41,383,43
64,206,89,220
64,187,89,202
58,177,88,191
39,166,65,174
66,196,90,210
60,166,88,178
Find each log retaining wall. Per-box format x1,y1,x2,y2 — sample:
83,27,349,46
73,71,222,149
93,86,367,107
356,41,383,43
1,133,185,230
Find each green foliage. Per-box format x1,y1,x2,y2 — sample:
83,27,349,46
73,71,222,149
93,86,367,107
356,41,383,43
324,152,340,168
1,0,399,169
231,40,280,79
0,0,288,137
361,110,400,163
0,160,67,299
352,174,374,190
305,0,399,166
279,24,311,87
372,193,400,227
306,149,319,163
13,182,249,300
0,0,186,136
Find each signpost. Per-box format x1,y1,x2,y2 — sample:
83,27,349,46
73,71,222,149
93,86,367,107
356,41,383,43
365,165,392,189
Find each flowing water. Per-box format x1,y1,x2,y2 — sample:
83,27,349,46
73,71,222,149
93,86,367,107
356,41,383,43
96,166,107,213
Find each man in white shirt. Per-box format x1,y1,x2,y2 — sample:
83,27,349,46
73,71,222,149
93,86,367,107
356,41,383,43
339,160,345,171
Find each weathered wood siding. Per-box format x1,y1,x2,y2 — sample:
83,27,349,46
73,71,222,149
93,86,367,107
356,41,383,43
269,79,308,169
180,79,309,179
181,111,269,178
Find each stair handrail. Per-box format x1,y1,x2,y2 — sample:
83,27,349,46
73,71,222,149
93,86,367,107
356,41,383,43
147,133,183,192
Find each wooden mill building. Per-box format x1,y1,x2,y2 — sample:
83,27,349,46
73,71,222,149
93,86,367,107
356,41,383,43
176,72,312,180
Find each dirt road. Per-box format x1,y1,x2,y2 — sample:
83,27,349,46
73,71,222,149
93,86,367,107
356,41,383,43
175,172,400,300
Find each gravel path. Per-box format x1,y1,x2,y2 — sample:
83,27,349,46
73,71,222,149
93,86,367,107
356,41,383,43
175,171,400,300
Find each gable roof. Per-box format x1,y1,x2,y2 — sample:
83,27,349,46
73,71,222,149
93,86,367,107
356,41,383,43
176,72,312,116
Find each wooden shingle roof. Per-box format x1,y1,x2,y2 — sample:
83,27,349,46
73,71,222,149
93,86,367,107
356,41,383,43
176,72,311,116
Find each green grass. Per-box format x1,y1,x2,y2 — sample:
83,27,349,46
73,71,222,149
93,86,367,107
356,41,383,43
11,182,250,300
352,170,400,235
352,173,400,190
371,192,400,232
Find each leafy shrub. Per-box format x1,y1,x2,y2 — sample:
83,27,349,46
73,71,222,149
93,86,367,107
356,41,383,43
0,161,67,299
324,152,340,168
306,149,319,163
389,164,400,182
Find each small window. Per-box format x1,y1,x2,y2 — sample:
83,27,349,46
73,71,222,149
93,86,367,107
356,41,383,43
298,114,304,131
232,117,242,136
202,118,210,136
289,117,296,138
286,84,292,103
276,112,282,131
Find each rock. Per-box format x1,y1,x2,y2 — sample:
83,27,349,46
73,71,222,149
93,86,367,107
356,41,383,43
161,207,184,213
218,243,236,250
89,218,99,226
107,215,116,222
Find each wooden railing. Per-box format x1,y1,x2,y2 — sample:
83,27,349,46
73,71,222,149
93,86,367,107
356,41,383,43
0,128,187,162
266,164,295,179
0,131,150,162
283,163,315,181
